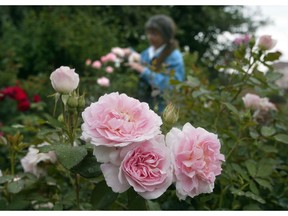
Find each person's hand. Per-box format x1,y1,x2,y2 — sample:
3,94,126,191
127,62,145,74
122,48,132,57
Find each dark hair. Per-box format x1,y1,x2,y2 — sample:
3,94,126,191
145,14,179,71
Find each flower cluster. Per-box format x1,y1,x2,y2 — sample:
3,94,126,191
85,47,141,87
81,92,225,200
0,86,40,111
233,34,250,46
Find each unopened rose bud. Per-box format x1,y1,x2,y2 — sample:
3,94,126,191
50,66,79,94
163,103,179,125
78,95,86,109
67,96,79,108
57,114,64,122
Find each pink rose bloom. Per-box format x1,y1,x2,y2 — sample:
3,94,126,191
92,60,102,69
233,34,250,46
101,53,117,63
20,143,57,178
258,35,277,50
50,66,79,94
242,93,262,109
111,47,125,58
85,59,91,66
99,135,173,199
106,52,117,62
97,77,110,87
101,55,108,63
81,92,162,147
166,123,225,200
105,66,114,73
242,93,277,111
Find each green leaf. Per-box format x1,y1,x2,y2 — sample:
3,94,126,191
7,179,25,194
254,178,273,191
223,102,238,115
264,51,282,62
256,162,273,178
91,181,118,210
187,76,200,88
261,145,278,153
127,188,147,210
0,175,13,184
245,160,257,177
146,200,161,210
71,151,102,178
38,144,54,153
261,126,276,137
230,188,266,204
231,163,250,181
274,134,288,144
54,144,87,169
266,71,283,82
249,180,259,195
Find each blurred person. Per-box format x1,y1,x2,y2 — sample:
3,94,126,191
119,14,185,113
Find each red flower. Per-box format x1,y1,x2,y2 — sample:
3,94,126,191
0,86,31,112
18,100,30,111
33,95,41,103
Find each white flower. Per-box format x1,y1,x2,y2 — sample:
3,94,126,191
21,143,57,178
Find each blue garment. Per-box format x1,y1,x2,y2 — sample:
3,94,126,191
137,47,185,113
139,47,185,91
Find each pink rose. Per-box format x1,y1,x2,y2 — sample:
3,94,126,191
81,92,162,147
106,53,117,62
166,123,225,200
92,60,102,69
50,66,79,94
85,59,91,66
20,143,57,178
99,135,173,199
242,93,262,109
105,66,114,73
242,93,277,111
111,47,125,58
258,35,277,50
101,53,117,63
97,77,110,87
233,34,250,46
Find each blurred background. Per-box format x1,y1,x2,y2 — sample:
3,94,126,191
0,5,287,90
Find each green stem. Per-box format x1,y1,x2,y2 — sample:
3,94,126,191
218,185,230,209
75,174,80,210
10,151,15,176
